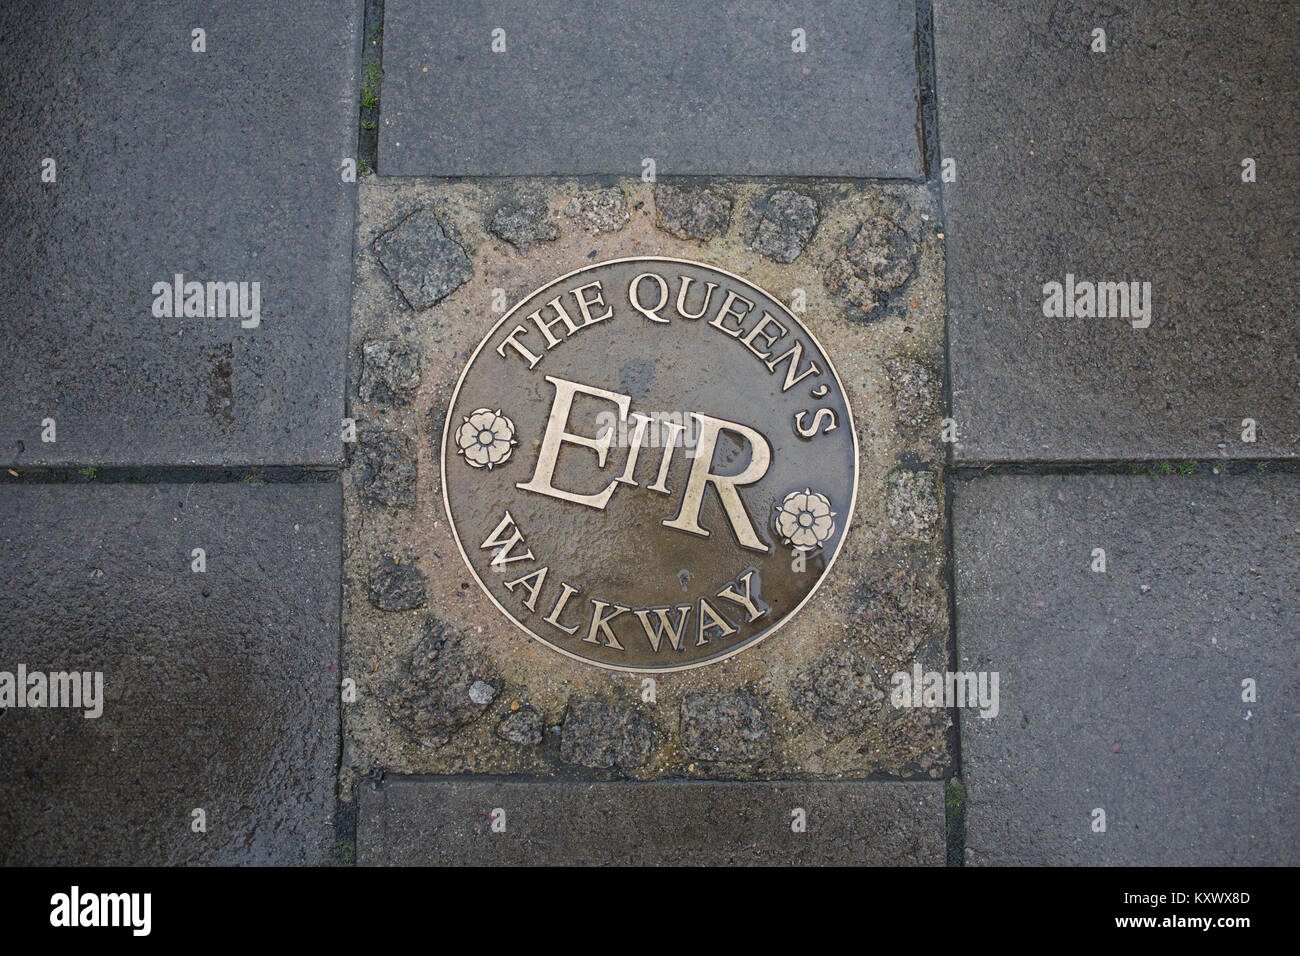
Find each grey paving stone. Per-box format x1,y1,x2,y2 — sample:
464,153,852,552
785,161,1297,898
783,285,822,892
953,473,1298,865
358,778,945,865
379,0,921,178
0,483,341,865
0,0,362,467
935,0,1299,461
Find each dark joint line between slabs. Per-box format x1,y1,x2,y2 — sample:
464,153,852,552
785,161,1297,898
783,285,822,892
365,173,929,186
357,0,385,174
915,0,940,182
0,466,340,485
366,771,946,787
948,459,1300,480
941,451,964,866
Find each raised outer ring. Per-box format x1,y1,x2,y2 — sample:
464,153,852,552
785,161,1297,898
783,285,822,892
440,256,860,673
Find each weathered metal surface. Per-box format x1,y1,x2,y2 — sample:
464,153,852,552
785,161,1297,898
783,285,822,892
443,258,857,671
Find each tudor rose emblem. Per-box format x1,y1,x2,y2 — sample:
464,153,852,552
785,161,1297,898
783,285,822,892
441,258,858,672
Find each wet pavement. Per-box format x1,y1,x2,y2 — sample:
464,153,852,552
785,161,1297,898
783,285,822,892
0,483,340,865
341,177,953,788
358,778,945,865
379,0,922,178
936,0,1298,462
953,473,1297,865
0,0,361,466
1,1,1294,867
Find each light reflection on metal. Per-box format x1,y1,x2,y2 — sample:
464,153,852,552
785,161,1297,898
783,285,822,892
442,258,857,672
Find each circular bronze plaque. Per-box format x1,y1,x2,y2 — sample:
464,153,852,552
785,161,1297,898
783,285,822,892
442,258,857,672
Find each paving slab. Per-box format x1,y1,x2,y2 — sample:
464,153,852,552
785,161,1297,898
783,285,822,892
339,178,954,789
953,473,1298,866
0,0,362,467
379,0,922,178
358,777,944,865
935,0,1299,461
0,482,341,865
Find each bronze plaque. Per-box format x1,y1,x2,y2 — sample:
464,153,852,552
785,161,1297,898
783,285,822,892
442,258,857,672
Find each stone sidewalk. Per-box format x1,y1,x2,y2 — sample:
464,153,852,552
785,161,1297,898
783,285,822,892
935,0,1297,865
953,474,1296,865
1,1,1293,867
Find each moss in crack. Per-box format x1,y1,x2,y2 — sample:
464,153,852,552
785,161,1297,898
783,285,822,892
334,839,356,867
361,57,381,111
1130,459,1199,477
357,8,384,172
